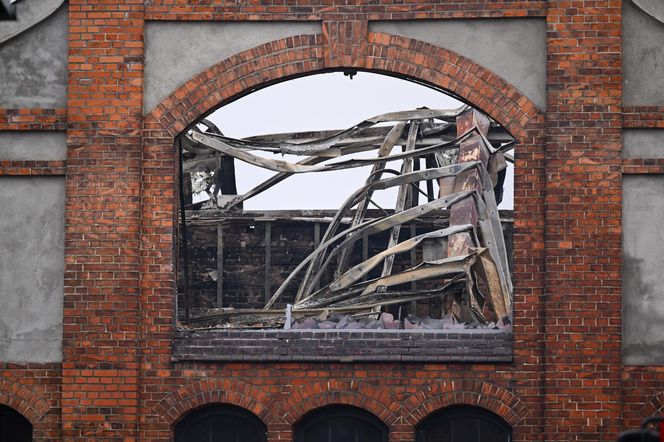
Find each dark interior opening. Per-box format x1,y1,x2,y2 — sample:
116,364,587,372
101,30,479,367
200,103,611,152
0,405,32,442
416,405,511,442
295,405,388,442
174,404,267,442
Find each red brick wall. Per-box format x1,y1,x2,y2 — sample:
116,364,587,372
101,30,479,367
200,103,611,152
141,26,546,442
0,365,60,440
2,0,664,440
62,0,144,439
545,0,623,439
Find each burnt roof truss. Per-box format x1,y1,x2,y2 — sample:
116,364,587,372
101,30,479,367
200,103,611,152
179,106,515,330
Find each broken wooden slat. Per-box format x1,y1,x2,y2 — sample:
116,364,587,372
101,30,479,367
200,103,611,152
365,106,469,124
325,274,466,309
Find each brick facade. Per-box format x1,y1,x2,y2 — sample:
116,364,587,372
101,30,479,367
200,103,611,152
0,0,662,440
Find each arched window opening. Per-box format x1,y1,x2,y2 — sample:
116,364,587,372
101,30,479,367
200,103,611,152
294,405,388,442
174,404,267,442
0,405,32,442
177,71,515,331
416,405,511,442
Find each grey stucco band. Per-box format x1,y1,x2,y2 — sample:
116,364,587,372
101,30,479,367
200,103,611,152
144,21,322,113
0,0,65,45
173,329,512,362
369,18,547,111
623,129,664,158
623,0,664,106
0,4,68,108
623,175,664,366
0,131,67,161
0,177,64,363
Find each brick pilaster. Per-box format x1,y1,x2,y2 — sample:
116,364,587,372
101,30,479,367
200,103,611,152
544,1,623,439
63,0,144,439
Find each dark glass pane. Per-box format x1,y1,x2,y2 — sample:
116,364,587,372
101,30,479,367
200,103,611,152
478,419,507,442
330,416,357,441
175,405,266,442
295,405,387,442
302,424,329,442
451,417,479,442
0,405,32,442
421,419,452,442
355,418,386,442
416,406,510,442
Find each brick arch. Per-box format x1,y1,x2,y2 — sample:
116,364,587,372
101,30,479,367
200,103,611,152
151,378,277,426
0,378,50,424
144,33,543,142
403,380,529,428
637,392,664,418
274,380,400,428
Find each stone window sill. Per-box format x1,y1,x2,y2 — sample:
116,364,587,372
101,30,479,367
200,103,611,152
172,329,512,362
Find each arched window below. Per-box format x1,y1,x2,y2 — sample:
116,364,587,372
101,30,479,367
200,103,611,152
295,405,388,442
0,405,32,442
416,405,511,442
174,404,266,442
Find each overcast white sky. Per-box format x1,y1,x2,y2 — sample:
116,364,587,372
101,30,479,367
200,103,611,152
207,72,514,210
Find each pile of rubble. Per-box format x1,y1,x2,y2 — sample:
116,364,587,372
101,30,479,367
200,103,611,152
290,311,512,331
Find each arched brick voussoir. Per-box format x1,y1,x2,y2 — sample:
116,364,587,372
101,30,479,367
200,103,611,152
145,34,326,138
365,32,544,141
151,378,277,427
403,380,530,429
145,32,543,144
274,380,400,428
0,378,50,424
638,392,664,418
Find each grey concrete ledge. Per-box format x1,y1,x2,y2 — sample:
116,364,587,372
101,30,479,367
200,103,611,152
172,328,512,363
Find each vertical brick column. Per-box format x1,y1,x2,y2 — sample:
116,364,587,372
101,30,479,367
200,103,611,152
545,1,623,440
63,0,144,439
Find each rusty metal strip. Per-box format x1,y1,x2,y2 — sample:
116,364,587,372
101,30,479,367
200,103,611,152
264,190,473,309
381,121,420,279
189,128,480,174
218,139,406,210
293,190,475,307
333,121,407,280
472,248,508,319
360,252,479,296
323,274,467,310
199,106,467,157
293,161,478,305
365,106,469,124
329,224,473,292
476,163,512,294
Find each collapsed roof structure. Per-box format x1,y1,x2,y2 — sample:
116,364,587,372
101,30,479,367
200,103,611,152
179,106,515,330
